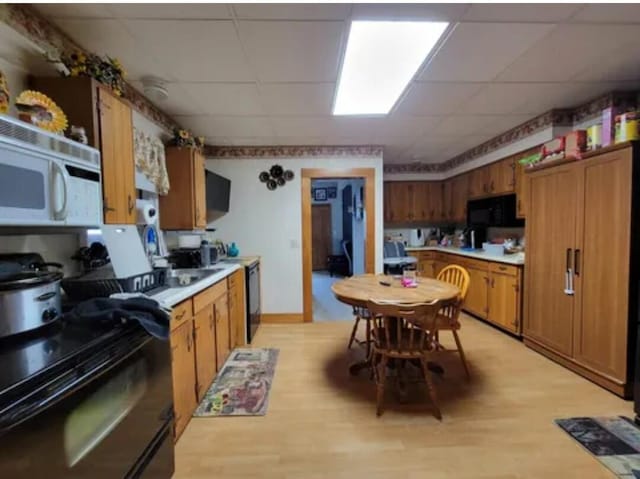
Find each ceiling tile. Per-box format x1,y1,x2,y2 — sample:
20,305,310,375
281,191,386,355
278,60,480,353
232,4,351,20
270,117,333,137
53,19,166,81
176,115,275,138
395,82,485,115
419,22,554,82
129,81,202,116
124,20,254,82
463,3,582,22
352,3,470,21
570,4,640,23
259,83,335,115
496,24,640,82
238,21,345,82
34,4,114,18
111,4,231,19
179,83,264,115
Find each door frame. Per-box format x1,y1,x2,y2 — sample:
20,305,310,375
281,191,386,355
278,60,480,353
311,204,333,271
301,168,376,323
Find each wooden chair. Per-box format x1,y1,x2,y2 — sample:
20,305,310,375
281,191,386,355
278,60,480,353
347,307,372,350
435,265,471,378
366,299,448,419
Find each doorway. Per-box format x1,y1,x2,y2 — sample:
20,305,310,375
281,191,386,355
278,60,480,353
301,169,376,323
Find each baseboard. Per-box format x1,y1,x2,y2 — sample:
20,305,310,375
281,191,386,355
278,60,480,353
261,313,304,324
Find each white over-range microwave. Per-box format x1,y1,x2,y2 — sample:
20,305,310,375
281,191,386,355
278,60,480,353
0,114,102,227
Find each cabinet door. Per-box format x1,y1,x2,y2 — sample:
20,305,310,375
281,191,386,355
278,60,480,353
428,182,443,222
170,319,197,441
488,271,520,333
515,161,528,218
214,292,231,370
451,174,469,222
193,151,207,228
468,167,489,198
383,182,392,223
573,151,631,382
194,306,217,401
229,284,239,349
98,88,136,224
524,165,578,357
464,266,489,318
442,180,452,221
386,182,410,223
488,158,516,195
411,182,429,222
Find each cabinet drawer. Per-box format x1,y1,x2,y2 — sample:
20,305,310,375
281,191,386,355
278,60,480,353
456,256,489,271
193,279,227,313
171,298,193,331
435,252,450,262
489,262,519,277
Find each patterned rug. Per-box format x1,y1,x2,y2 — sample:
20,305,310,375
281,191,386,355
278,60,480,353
556,416,640,477
193,348,279,417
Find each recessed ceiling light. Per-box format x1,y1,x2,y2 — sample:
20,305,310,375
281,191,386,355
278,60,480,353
333,20,448,116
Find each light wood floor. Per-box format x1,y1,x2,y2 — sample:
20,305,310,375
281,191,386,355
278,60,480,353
175,314,633,478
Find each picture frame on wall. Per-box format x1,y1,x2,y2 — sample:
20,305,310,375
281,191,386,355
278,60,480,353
327,186,337,199
313,188,327,201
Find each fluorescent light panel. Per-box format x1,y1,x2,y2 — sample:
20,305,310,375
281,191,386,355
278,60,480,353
333,21,448,116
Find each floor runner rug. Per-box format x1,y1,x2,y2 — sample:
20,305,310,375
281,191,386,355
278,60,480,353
556,416,640,478
193,348,279,417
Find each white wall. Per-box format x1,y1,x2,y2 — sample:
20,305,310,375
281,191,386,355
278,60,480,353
205,155,383,314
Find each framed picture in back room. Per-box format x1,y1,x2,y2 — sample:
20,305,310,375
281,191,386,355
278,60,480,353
327,186,337,199
313,188,327,201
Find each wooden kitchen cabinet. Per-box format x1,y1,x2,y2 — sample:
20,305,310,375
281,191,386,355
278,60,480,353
410,182,430,222
463,264,490,319
468,166,489,198
160,147,207,230
31,76,136,224
428,182,444,222
515,161,528,218
384,181,411,223
228,268,246,348
408,251,435,278
450,173,469,223
441,180,453,221
488,269,521,334
214,289,231,369
524,143,637,397
488,157,516,195
193,304,217,402
170,318,197,441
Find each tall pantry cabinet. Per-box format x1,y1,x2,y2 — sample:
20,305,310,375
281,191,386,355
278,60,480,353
524,142,639,397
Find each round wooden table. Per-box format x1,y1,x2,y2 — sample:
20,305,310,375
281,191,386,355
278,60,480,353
331,274,460,375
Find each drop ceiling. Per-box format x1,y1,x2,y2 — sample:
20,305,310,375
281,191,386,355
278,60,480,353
34,3,640,164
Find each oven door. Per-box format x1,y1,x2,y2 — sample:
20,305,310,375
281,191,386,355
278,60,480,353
0,331,174,479
0,142,65,226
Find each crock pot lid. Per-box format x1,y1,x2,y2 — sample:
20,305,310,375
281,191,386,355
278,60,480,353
0,271,62,290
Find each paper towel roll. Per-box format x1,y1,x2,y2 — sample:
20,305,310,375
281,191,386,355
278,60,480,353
136,201,158,225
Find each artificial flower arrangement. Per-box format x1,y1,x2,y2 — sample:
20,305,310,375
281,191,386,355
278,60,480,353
168,128,205,150
58,51,126,97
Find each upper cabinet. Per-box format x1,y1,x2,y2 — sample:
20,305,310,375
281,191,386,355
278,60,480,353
160,147,207,230
450,173,470,223
488,157,516,195
31,77,136,224
468,166,490,198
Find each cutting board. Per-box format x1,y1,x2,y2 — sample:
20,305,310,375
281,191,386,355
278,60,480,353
101,225,152,278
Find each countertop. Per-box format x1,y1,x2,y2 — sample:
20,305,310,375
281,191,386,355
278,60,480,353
405,246,525,265
150,263,242,308
220,255,260,267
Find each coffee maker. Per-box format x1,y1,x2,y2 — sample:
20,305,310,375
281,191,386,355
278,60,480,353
462,226,487,249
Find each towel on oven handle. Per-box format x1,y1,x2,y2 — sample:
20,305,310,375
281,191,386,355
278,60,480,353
64,297,170,340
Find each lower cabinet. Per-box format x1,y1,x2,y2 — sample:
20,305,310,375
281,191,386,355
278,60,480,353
169,274,243,442
193,305,217,402
407,250,523,335
228,269,246,348
170,301,197,442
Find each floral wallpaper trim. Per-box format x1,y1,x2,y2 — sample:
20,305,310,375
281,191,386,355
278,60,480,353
205,145,384,159
1,4,180,133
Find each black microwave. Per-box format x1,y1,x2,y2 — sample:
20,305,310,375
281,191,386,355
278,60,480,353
467,194,524,227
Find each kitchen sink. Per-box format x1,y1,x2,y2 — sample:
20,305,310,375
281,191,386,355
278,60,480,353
165,268,225,287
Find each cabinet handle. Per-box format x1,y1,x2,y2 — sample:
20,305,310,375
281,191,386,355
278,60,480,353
574,249,580,276
490,180,495,191
498,266,507,271
187,329,193,351
517,199,522,212
209,312,214,330
175,310,186,321
564,248,574,295
103,198,116,213
127,195,134,215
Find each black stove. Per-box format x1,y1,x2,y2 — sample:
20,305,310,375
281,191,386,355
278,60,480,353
0,313,174,478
